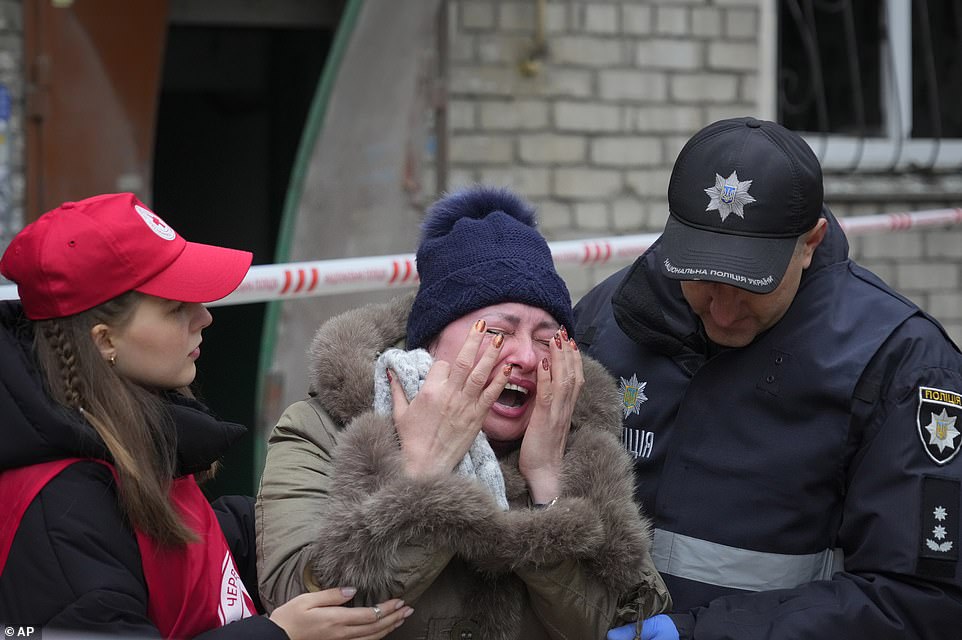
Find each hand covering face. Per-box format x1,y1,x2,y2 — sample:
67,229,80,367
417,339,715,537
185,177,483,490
373,348,509,510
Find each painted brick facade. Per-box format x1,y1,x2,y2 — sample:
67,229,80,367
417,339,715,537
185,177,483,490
439,0,962,344
0,1,958,345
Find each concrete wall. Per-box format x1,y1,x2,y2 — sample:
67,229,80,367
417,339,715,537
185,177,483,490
435,0,962,344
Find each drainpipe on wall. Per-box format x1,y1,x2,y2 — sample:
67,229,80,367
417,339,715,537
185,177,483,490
520,0,547,77
434,0,449,195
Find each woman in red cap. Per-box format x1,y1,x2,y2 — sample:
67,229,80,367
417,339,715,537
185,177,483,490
0,193,411,639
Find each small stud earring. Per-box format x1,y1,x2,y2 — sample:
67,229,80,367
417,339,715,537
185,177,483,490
109,354,116,367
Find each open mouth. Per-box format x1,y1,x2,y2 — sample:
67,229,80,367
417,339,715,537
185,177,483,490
496,383,529,409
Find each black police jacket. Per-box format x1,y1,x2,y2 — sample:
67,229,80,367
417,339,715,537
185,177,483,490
574,209,962,639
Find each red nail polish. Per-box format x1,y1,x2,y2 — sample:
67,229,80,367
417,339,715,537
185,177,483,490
560,325,568,341
554,334,562,349
503,364,513,376
387,371,393,383
569,339,578,351
542,358,550,371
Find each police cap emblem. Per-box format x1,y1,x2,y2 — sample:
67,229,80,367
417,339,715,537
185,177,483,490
704,170,756,221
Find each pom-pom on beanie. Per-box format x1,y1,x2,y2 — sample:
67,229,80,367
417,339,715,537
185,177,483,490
406,186,573,349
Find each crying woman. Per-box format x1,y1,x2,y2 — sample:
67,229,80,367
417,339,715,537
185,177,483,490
254,186,672,640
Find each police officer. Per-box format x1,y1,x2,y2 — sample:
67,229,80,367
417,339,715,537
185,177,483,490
575,117,962,639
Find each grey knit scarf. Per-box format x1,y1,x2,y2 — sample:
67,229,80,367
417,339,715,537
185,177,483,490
373,348,509,511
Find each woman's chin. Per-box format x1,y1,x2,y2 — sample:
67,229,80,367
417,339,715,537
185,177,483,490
482,409,530,444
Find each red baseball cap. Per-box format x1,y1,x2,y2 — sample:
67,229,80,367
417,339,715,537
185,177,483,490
0,193,253,319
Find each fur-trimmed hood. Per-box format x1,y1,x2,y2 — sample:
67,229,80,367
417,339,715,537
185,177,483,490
258,295,670,640
306,292,624,438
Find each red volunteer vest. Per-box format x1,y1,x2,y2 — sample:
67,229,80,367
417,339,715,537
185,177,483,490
0,459,256,639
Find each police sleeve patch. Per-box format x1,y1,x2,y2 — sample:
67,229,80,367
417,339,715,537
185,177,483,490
916,386,962,465
918,476,959,578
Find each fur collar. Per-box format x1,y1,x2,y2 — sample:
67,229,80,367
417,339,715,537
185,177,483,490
302,296,670,637
306,293,623,437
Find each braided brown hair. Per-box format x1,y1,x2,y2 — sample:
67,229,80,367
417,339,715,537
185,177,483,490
33,291,197,546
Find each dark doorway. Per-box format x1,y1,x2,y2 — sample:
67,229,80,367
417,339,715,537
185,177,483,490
152,17,336,496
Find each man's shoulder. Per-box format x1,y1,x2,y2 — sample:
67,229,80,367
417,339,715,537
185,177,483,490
847,260,920,309
844,261,960,351
885,313,962,361
805,258,921,328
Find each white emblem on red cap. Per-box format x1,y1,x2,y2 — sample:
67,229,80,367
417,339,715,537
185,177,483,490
704,171,756,221
135,204,176,241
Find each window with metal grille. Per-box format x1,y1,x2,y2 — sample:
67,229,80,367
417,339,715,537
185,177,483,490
778,0,962,171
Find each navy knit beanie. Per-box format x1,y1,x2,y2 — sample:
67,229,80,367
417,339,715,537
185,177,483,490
406,186,573,349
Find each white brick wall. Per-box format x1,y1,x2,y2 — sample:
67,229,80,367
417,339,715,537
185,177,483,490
553,167,623,199
725,7,758,38
591,136,662,166
598,69,668,101
654,6,689,36
859,232,924,260
481,167,552,197
636,39,701,69
926,229,962,259
622,5,654,34
670,72,740,102
896,263,959,291
574,201,611,230
479,100,549,129
519,133,587,164
554,101,623,131
552,36,626,66
585,4,619,33
448,134,514,164
440,0,962,344
707,41,758,70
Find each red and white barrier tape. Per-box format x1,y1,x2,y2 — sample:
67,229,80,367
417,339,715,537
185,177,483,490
215,254,422,306
2,207,961,306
